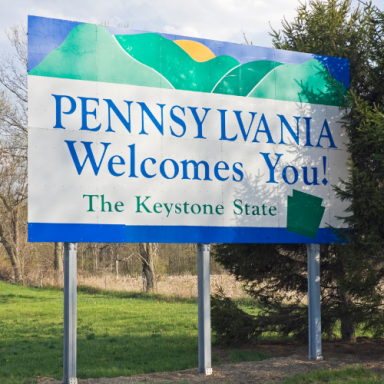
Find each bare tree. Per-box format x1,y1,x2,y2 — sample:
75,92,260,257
0,23,27,142
0,137,28,282
53,242,63,282
0,24,29,282
139,243,157,292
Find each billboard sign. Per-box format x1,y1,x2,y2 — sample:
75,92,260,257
28,16,350,243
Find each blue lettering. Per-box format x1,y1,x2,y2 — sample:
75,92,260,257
232,162,244,182
64,141,110,175
103,99,133,133
188,107,210,139
278,115,300,145
52,94,76,129
302,167,319,185
234,111,257,141
170,106,186,137
108,155,125,177
181,160,211,180
138,102,165,135
260,152,283,183
128,144,138,178
252,113,275,144
140,158,157,178
219,109,237,141
160,159,179,179
282,166,299,184
316,119,337,148
214,161,229,181
78,97,101,131
304,117,313,147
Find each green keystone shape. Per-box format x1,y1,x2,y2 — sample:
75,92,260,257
287,190,326,239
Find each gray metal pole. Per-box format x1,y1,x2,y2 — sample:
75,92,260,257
197,244,212,375
63,243,78,384
307,244,323,361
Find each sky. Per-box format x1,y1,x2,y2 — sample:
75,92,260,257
0,0,383,56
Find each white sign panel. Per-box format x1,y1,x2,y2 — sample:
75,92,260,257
28,16,350,243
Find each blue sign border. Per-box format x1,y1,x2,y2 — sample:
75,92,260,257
28,223,346,244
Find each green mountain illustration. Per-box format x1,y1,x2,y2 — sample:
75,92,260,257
29,24,346,106
212,60,283,96
29,24,173,89
248,59,347,106
115,33,240,93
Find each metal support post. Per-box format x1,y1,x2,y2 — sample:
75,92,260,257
63,243,78,384
197,244,212,375
307,244,323,361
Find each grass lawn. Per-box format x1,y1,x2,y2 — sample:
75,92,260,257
284,366,384,384
4,282,376,384
0,282,201,383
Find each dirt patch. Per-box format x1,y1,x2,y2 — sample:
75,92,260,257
41,338,384,384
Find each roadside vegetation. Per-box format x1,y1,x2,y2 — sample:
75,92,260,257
284,366,384,384
0,282,270,384
213,0,384,346
0,281,198,383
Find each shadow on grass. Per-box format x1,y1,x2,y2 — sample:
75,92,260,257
229,349,271,363
1,331,198,382
0,294,42,302
76,285,198,304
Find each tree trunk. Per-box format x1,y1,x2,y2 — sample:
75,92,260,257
139,243,157,292
8,249,22,283
339,288,356,342
92,245,98,276
53,242,63,283
125,260,130,276
0,220,23,283
53,242,63,271
11,256,23,283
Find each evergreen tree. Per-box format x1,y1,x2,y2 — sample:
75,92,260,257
213,0,384,344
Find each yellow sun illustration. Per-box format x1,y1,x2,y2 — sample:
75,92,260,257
174,40,215,62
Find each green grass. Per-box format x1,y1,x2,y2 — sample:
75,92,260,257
236,300,371,342
5,282,378,384
329,320,377,339
229,349,271,363
235,300,295,342
0,282,200,384
284,366,384,384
